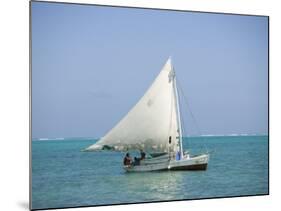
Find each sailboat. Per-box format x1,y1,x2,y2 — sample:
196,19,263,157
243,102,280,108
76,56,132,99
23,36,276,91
84,58,209,172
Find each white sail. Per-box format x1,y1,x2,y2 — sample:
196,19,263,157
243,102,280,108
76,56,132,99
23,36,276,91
85,58,181,153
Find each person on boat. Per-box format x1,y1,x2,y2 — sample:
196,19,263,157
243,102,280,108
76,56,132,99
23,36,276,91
132,150,146,166
123,153,132,166
140,150,146,160
134,156,140,165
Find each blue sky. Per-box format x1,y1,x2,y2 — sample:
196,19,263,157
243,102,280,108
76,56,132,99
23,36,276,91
31,2,268,138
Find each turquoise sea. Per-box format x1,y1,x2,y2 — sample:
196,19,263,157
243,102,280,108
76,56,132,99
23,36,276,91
31,135,268,210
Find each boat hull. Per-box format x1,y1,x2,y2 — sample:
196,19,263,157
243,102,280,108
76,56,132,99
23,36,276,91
124,154,209,172
170,163,207,171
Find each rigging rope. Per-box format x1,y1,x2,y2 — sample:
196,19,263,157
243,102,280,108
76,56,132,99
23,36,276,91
176,78,208,154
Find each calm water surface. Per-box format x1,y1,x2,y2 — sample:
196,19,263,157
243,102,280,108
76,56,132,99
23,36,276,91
32,136,268,209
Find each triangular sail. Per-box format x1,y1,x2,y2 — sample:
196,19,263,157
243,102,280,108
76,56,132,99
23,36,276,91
85,58,181,153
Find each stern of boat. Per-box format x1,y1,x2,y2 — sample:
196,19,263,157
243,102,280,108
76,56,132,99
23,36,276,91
169,153,209,171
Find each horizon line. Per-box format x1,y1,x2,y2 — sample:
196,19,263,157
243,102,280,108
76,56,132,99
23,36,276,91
32,133,269,140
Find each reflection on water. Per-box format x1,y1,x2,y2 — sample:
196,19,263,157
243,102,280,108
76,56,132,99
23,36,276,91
120,171,184,201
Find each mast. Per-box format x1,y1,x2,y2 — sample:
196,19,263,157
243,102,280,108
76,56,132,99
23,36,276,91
172,65,184,159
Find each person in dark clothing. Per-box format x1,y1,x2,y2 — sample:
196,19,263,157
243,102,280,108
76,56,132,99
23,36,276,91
123,153,132,166
134,157,140,165
140,150,146,160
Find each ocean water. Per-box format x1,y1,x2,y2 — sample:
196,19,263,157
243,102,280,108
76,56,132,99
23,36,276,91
31,136,268,210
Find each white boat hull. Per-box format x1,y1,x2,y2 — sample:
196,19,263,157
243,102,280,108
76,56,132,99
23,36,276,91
124,154,209,172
